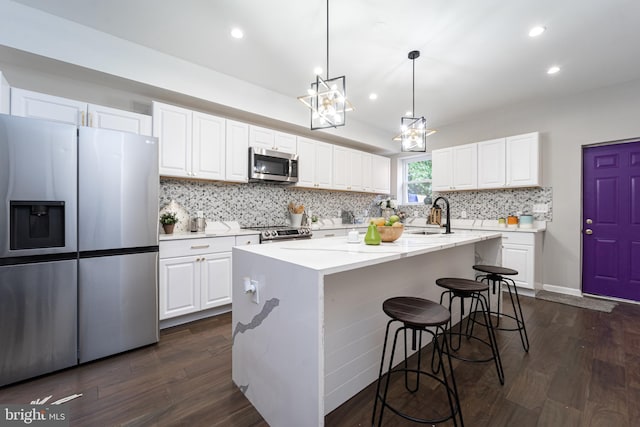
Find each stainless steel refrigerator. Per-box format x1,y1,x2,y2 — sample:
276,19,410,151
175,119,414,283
77,126,159,363
0,114,159,386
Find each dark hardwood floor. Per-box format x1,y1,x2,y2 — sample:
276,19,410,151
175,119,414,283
1,295,639,426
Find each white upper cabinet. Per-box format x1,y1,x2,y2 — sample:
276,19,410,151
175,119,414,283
506,132,540,187
12,88,87,126
362,153,373,193
0,71,10,114
249,125,296,153
433,132,540,191
153,102,192,178
432,148,453,191
192,111,226,181
432,143,477,191
333,146,366,192
296,137,333,189
154,101,235,181
371,154,391,194
477,138,506,188
11,88,152,135
225,119,249,182
87,104,152,136
333,148,386,193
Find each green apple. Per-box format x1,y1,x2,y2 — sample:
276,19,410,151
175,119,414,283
389,215,400,224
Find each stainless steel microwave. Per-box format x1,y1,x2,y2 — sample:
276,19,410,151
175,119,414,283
249,147,298,184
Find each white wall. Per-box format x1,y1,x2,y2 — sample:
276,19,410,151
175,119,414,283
406,78,640,293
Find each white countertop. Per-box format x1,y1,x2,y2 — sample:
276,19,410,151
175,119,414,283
313,218,546,233
234,230,502,275
159,220,260,241
159,228,260,241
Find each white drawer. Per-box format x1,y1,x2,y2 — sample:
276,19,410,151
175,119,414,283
235,235,260,246
500,231,534,245
160,236,235,258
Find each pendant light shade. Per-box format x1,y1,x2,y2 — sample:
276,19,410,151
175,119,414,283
298,0,353,129
393,50,436,152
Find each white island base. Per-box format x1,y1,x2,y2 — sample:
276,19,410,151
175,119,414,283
232,232,502,427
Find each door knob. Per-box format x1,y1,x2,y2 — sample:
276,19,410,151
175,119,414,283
585,229,593,235
586,218,593,224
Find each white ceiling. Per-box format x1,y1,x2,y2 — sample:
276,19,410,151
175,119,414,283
12,0,640,141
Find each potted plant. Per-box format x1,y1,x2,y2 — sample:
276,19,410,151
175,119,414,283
160,212,179,234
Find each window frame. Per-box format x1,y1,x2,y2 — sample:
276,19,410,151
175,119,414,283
402,154,432,205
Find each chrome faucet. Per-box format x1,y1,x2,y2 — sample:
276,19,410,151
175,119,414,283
432,196,452,234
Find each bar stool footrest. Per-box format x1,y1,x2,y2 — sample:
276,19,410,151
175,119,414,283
375,367,461,425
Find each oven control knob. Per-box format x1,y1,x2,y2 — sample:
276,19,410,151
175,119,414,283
261,231,270,239
270,231,278,237
301,228,309,234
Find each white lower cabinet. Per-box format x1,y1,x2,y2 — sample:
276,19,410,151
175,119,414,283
500,231,542,291
159,237,234,321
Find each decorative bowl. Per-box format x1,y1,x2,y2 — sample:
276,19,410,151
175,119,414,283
377,224,404,242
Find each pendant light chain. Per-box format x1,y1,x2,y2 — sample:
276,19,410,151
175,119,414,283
326,0,329,80
412,54,415,116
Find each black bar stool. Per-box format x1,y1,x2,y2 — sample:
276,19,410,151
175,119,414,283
435,278,505,385
371,296,463,426
472,265,530,352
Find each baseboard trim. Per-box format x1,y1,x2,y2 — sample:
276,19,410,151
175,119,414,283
541,284,582,297
160,304,232,330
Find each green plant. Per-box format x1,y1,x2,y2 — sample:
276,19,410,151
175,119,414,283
159,212,179,225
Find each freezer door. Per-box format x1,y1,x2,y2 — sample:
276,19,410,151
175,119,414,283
78,251,159,363
0,260,78,387
0,115,78,258
78,127,159,251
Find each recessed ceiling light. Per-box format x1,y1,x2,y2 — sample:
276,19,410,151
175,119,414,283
369,93,378,100
529,26,546,37
547,65,560,75
313,67,323,76
230,28,244,39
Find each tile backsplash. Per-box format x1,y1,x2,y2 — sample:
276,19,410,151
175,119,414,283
160,179,381,227
399,187,553,221
159,179,553,226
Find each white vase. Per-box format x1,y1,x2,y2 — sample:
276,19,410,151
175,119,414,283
290,213,303,228
382,208,394,219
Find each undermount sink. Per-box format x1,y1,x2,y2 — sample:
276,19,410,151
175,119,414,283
406,229,446,235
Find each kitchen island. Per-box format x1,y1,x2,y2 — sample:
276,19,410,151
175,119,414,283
232,231,502,426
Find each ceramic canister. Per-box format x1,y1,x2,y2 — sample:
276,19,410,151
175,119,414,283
519,214,534,228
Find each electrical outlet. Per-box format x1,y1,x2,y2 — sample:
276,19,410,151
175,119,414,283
460,210,467,219
533,203,549,213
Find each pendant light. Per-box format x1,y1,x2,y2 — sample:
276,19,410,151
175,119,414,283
392,50,436,152
298,0,353,129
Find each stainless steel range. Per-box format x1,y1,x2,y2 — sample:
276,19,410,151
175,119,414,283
247,226,313,243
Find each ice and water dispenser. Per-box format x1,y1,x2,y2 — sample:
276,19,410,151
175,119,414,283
9,201,66,250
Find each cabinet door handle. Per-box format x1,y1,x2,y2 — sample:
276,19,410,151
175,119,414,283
81,111,85,126
89,112,93,127
325,234,335,237
191,244,210,249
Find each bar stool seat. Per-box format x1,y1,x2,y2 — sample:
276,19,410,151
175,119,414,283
473,264,530,352
372,296,463,426
436,278,505,385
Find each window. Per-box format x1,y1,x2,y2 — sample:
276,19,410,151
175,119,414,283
402,155,432,204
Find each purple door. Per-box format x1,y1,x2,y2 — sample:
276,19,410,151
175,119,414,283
582,141,640,301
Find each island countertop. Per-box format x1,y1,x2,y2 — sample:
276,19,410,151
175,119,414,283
234,230,502,275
